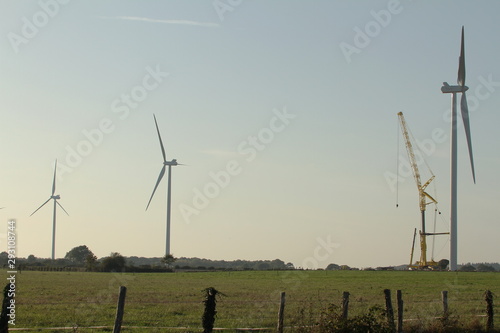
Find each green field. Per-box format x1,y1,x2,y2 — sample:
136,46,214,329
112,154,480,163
11,270,500,332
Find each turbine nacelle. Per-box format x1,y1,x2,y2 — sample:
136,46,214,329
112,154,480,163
164,159,178,166
441,82,468,94
51,195,61,200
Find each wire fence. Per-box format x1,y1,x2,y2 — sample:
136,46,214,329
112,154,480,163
9,289,498,332
5,269,499,332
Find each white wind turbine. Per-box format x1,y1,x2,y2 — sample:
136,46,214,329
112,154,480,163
440,27,476,271
30,160,69,260
146,114,182,256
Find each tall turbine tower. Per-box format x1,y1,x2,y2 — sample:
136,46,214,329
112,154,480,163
146,114,181,256
440,27,476,271
30,160,69,260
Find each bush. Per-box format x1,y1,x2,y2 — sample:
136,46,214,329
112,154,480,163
458,264,476,272
317,304,392,333
101,252,126,272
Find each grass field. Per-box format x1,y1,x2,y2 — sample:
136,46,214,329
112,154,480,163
11,270,500,332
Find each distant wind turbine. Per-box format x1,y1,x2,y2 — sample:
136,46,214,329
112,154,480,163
146,114,182,256
440,27,476,271
30,160,69,260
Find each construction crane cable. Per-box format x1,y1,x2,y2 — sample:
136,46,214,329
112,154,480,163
435,204,449,232
396,115,400,208
431,205,437,261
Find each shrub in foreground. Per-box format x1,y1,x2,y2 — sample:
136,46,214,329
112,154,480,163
316,304,392,333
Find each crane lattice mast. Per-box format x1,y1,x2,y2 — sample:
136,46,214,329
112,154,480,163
397,112,440,268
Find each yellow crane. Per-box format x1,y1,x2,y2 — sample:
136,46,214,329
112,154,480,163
397,112,445,269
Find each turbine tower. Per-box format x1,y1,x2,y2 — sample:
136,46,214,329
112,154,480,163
440,27,476,271
146,114,181,256
30,160,69,260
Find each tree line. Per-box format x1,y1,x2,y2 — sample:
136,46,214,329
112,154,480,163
0,245,295,272
1,245,498,272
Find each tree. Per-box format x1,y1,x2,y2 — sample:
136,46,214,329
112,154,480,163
257,262,270,270
476,264,496,272
161,254,176,267
101,252,126,272
0,252,7,266
27,254,37,263
326,263,341,271
85,253,98,271
270,259,286,269
65,245,94,265
459,264,476,272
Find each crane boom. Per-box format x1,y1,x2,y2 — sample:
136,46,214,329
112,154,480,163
397,112,438,268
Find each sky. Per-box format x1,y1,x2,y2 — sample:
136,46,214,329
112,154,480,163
1,0,499,269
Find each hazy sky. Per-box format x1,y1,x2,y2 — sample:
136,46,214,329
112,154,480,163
1,1,499,268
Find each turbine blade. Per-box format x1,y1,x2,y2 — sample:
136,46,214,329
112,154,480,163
457,26,466,86
460,93,476,183
153,114,167,162
52,160,58,196
56,200,69,216
146,165,166,210
30,198,52,216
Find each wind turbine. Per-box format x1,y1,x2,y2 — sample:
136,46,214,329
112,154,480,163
441,27,476,271
146,114,181,256
30,160,69,260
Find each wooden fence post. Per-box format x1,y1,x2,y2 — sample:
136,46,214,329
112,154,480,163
384,289,395,332
441,291,448,319
202,287,222,333
485,290,494,332
113,286,127,333
277,292,286,333
396,290,403,333
341,291,350,320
